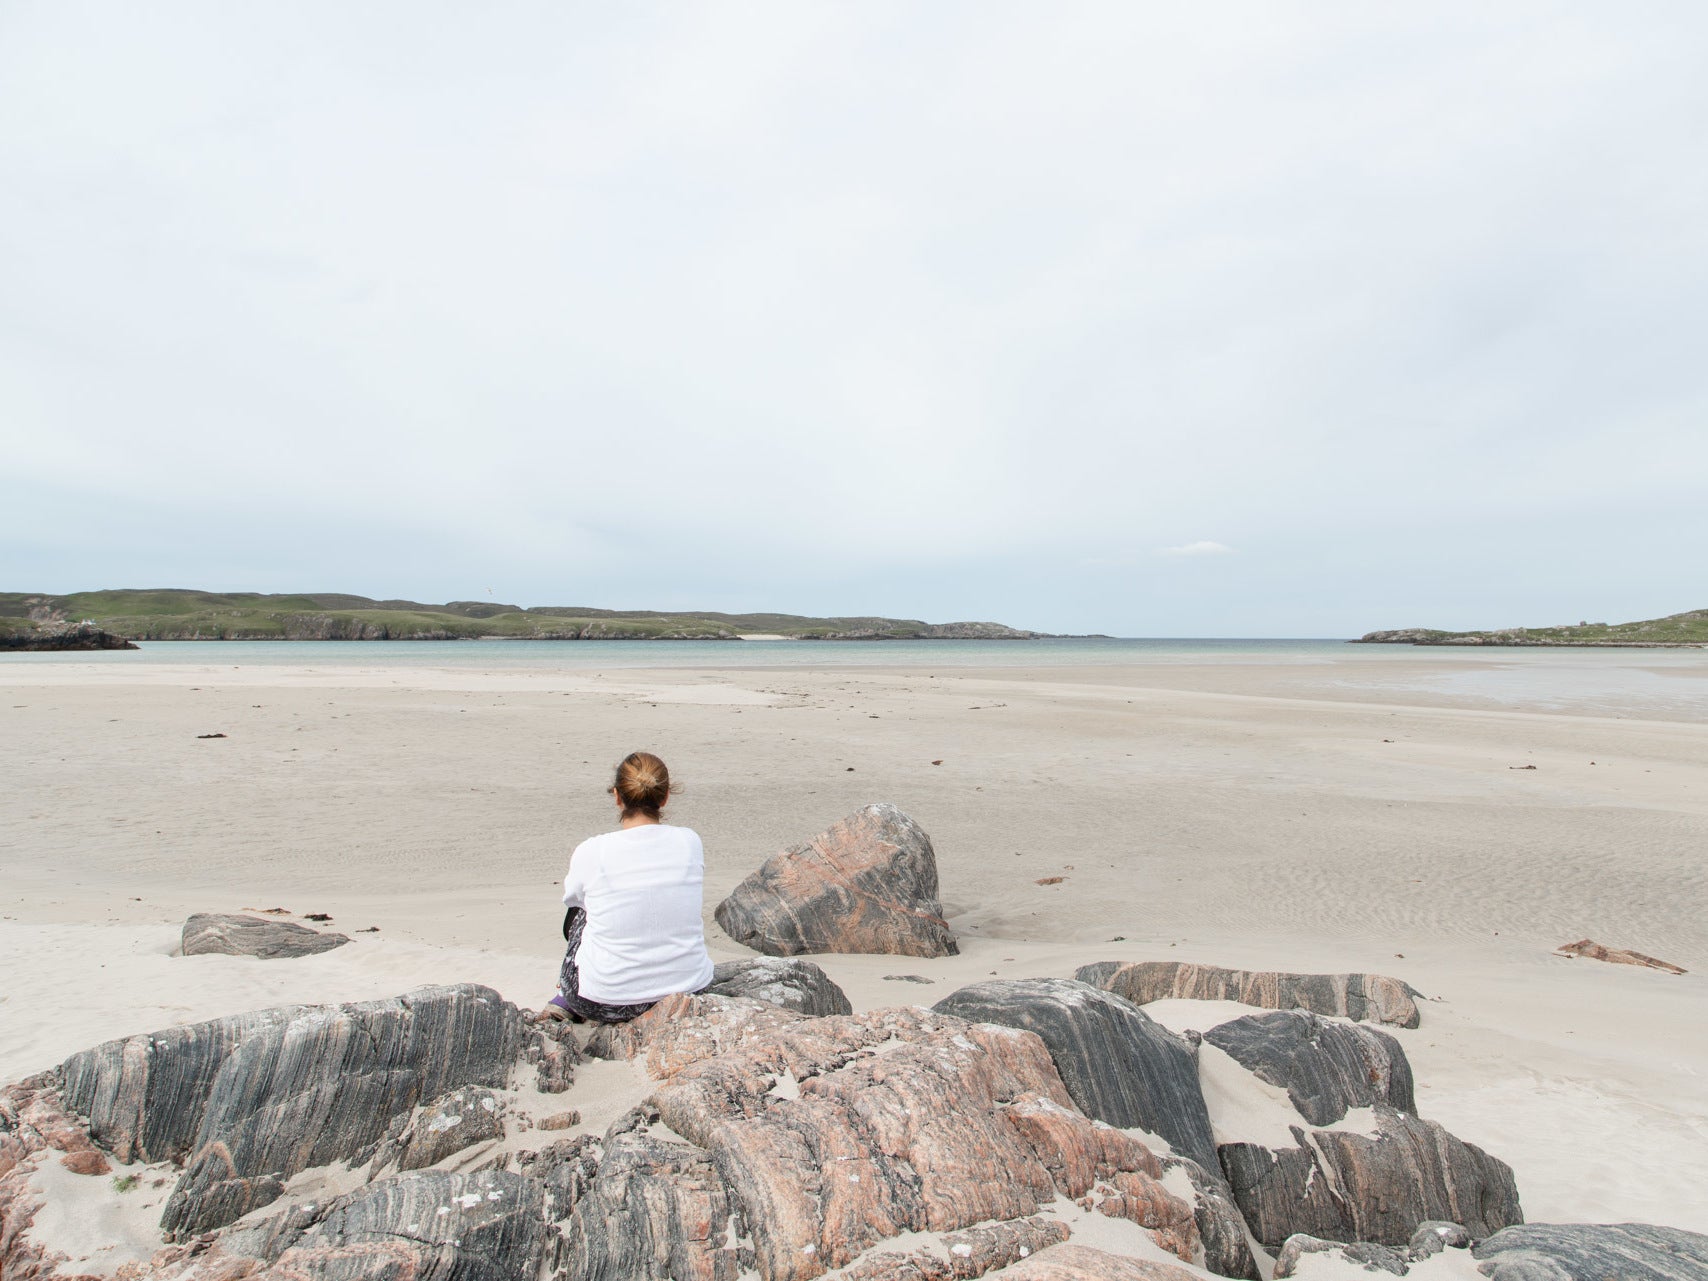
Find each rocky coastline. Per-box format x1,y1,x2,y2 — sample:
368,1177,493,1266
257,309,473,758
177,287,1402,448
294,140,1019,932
0,622,138,651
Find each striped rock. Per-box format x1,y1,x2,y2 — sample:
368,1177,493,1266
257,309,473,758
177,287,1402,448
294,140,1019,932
1204,1010,1416,1126
932,979,1218,1171
1076,960,1424,1028
1473,1223,1708,1281
714,804,957,958
587,995,1210,1281
705,957,853,1016
56,985,532,1238
222,1169,546,1281
1219,1105,1522,1249
181,913,350,959
932,978,1255,1280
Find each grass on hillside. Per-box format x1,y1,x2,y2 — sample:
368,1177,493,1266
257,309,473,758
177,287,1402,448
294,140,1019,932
1366,609,1708,646
0,590,1020,641
1457,610,1708,644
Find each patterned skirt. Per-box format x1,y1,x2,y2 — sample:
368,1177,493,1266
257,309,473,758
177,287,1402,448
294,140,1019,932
554,907,663,1025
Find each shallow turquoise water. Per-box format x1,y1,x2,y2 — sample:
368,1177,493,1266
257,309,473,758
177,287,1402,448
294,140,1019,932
5,636,1705,717
0,636,1357,670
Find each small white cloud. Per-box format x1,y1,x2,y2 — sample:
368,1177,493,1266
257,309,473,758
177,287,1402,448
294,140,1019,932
1157,540,1234,557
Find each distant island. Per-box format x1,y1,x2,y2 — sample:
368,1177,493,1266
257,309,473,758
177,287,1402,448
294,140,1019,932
1354,609,1708,648
0,590,1049,644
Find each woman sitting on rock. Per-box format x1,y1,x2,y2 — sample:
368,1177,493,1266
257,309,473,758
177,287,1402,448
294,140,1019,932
543,751,715,1024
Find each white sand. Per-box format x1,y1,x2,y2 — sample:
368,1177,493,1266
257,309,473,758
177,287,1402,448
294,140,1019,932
2,652,1704,1255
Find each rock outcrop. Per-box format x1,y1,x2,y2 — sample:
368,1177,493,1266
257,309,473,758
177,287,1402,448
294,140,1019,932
0,623,137,650
1076,960,1424,1028
181,912,351,959
372,1086,505,1173
1218,1105,1522,1249
0,1082,121,1279
56,985,544,1238
1472,1223,1708,1281
932,979,1219,1173
1160,1154,1261,1280
10,974,1684,1281
1203,1010,1415,1126
560,1123,741,1281
1192,996,1519,1255
704,957,853,1016
585,992,1216,1280
221,1168,548,1281
714,804,957,958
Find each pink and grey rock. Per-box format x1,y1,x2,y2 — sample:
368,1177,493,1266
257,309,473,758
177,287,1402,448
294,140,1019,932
715,804,957,958
1076,959,1423,1028
588,993,1202,1281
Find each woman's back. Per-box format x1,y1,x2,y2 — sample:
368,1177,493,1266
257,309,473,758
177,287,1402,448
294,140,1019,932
563,822,714,1004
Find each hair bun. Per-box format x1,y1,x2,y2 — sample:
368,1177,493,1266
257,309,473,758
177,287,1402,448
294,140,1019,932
613,751,670,818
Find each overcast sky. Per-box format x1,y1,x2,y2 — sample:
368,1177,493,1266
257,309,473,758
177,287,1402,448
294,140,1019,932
4,3,1704,635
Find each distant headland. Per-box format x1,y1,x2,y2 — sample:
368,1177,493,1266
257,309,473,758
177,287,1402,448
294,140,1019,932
1354,609,1708,648
0,590,1051,645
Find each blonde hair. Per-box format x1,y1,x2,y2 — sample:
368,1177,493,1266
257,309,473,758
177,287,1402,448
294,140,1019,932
612,751,670,819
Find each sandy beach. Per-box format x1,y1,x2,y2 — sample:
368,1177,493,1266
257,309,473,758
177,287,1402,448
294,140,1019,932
3,650,1705,1248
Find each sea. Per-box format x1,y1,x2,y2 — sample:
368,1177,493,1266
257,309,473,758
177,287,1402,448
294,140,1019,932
5,637,1706,720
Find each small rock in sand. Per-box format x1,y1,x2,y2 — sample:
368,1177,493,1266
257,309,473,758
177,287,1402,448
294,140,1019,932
181,913,350,959
1556,939,1686,974
61,1150,112,1176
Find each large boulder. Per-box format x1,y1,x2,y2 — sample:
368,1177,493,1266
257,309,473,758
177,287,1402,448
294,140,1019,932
704,956,853,1016
181,912,350,959
585,993,1222,1279
932,978,1219,1173
1203,1009,1415,1126
56,985,536,1238
1076,959,1424,1028
1218,1105,1522,1249
1472,1223,1708,1281
714,803,957,958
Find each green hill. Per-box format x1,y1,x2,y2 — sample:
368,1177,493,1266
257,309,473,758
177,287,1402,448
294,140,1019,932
0,590,1044,642
1355,609,1708,647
